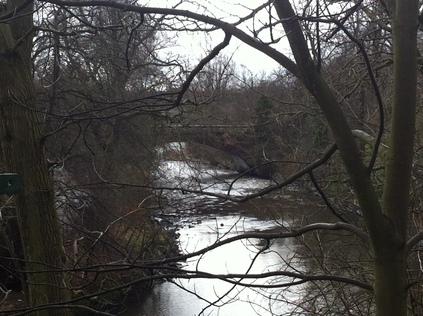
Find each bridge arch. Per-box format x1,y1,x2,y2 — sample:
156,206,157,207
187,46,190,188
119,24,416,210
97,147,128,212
162,125,273,178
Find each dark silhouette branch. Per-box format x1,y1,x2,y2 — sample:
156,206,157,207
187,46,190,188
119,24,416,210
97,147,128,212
175,32,231,107
40,0,300,77
155,142,338,202
406,231,423,253
309,170,349,222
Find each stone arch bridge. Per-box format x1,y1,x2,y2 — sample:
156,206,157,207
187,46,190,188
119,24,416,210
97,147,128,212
163,124,274,178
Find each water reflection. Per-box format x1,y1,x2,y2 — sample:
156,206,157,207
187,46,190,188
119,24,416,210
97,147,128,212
128,152,305,316
135,214,303,316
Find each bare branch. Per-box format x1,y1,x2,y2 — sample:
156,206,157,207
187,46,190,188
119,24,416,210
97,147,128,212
407,231,423,253
175,32,231,107
153,221,369,264
155,142,338,202
40,0,300,76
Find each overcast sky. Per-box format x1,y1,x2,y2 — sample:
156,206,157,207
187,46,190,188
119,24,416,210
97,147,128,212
152,0,287,75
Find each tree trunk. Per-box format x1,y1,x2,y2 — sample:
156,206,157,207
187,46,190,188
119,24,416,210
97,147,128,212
374,1,418,315
374,249,408,316
0,1,72,315
273,0,419,315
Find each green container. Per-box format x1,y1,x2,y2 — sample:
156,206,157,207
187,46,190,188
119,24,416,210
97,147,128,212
0,173,20,195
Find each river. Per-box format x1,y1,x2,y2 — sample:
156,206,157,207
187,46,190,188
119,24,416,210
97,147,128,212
126,146,308,315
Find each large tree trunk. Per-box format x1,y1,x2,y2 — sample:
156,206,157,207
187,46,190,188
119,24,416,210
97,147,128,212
375,0,418,315
274,0,418,315
0,1,72,315
374,250,408,316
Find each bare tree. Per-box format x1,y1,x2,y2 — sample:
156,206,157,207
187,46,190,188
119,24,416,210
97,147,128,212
1,0,422,315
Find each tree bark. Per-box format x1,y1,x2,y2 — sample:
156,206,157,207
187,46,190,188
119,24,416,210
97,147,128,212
273,0,418,315
374,1,418,314
0,1,72,315
374,250,408,316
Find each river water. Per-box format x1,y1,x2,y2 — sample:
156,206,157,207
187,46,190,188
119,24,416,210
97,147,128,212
127,147,307,315
140,214,304,316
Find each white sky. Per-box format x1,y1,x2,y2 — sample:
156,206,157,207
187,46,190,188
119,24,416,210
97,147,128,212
169,31,282,76
152,0,289,75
